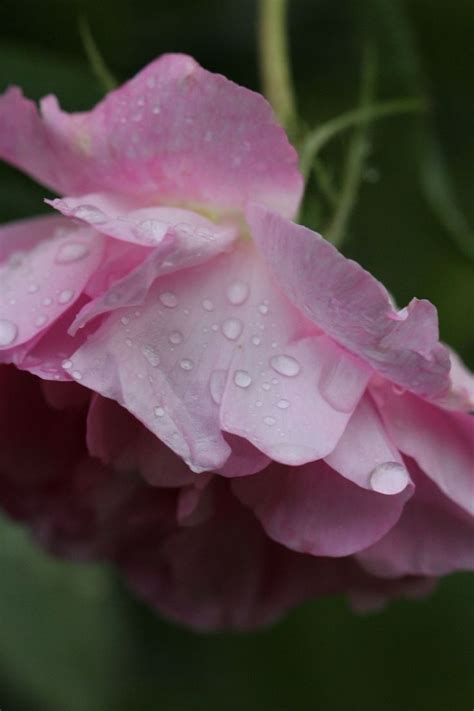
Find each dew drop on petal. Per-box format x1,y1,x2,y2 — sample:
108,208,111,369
62,359,73,370
234,370,252,388
159,291,179,308
35,315,48,328
270,354,300,377
251,335,261,346
0,319,18,347
72,370,83,381
27,283,39,293
226,281,249,305
169,330,184,345
55,242,90,264
263,415,276,426
42,297,53,306
72,205,107,224
258,303,269,315
180,358,194,371
142,344,160,366
154,406,165,417
222,317,243,341
277,399,290,409
202,298,214,312
58,289,74,304
370,462,409,495
261,382,271,391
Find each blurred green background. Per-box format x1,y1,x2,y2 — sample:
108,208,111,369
0,1,473,709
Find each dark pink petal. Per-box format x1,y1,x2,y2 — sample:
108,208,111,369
248,204,451,398
371,384,474,514
233,460,412,557
0,55,303,216
357,464,474,577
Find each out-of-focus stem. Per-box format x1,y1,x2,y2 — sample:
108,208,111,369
258,0,298,132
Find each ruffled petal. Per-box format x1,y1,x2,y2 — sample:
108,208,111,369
233,460,412,557
248,204,450,398
0,55,303,217
65,243,369,471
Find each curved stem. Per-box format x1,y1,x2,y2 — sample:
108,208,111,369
258,0,297,132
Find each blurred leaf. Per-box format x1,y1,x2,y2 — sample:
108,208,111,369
0,514,131,711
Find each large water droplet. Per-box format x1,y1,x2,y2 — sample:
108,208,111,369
142,344,160,367
180,358,194,371
234,370,252,388
58,289,74,304
0,319,18,347
72,205,107,224
221,317,243,341
227,281,249,305
56,241,90,264
270,354,300,377
159,291,179,308
209,369,227,404
168,330,184,345
370,462,409,495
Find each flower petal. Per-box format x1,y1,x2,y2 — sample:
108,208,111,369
248,204,450,398
233,460,412,557
357,463,474,577
0,216,104,352
325,393,410,492
0,55,303,217
371,384,474,514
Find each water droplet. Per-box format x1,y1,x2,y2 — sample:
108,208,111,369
72,370,83,381
202,298,214,312
0,319,18,347
221,317,243,341
270,354,300,377
262,382,271,391
125,338,133,347
370,462,409,495
56,241,90,264
159,291,178,308
42,297,53,306
251,336,261,346
142,344,160,366
180,358,194,371
258,303,269,315
62,359,72,370
234,370,252,388
120,316,130,326
255,400,263,407
211,323,219,332
35,315,48,328
58,289,74,304
209,369,227,404
72,205,107,224
226,281,249,305
169,330,183,345
263,415,276,426
277,399,290,409
27,283,39,293
154,406,165,417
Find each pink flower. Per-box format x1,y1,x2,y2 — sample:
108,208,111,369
0,55,472,629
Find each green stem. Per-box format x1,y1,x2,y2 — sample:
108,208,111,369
79,16,118,93
299,96,426,181
258,0,297,132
